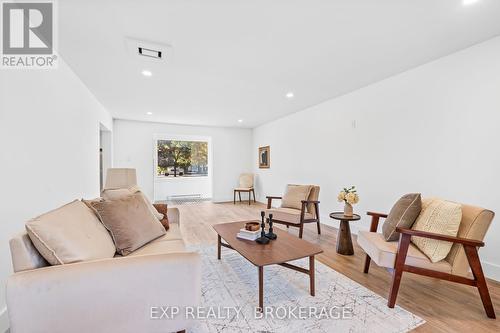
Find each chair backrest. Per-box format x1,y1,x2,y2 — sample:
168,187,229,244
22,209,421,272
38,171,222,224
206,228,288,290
239,173,254,188
307,186,320,217
285,184,320,217
104,168,137,190
445,203,494,277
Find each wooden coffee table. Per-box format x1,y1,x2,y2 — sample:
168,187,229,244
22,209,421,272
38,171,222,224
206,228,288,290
213,221,323,311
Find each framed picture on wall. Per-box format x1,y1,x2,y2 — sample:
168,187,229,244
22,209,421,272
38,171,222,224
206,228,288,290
259,146,270,168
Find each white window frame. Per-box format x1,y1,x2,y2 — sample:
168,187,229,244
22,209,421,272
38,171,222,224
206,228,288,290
152,134,212,181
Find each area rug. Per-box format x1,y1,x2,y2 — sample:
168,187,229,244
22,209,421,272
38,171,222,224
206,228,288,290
189,246,424,333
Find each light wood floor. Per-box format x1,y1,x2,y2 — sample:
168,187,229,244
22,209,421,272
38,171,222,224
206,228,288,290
174,201,500,332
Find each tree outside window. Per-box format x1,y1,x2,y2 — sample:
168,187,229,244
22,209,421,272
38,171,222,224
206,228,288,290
157,140,208,177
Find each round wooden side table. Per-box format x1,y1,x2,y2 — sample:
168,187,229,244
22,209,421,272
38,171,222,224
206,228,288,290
329,212,361,255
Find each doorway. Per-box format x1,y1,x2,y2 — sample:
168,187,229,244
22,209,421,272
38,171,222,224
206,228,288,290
99,123,112,191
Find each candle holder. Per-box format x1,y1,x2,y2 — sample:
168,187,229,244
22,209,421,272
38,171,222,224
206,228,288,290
265,214,277,240
256,211,270,244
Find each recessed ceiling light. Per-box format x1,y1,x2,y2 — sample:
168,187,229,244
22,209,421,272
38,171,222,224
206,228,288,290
463,0,479,6
238,119,243,123
146,112,153,115
141,70,152,77
286,92,294,99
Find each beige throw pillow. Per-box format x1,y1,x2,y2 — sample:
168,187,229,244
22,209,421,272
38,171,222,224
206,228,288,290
26,200,116,265
101,186,164,221
382,193,422,241
90,193,166,256
281,185,312,210
411,198,462,263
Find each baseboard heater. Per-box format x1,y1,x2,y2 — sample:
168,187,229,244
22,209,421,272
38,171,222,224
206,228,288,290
165,194,212,204
166,194,202,200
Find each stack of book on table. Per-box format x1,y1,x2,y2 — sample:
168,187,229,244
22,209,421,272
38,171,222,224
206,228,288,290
237,228,260,241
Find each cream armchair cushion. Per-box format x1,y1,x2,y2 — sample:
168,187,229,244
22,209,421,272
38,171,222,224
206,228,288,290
25,200,116,265
266,208,314,224
357,231,452,273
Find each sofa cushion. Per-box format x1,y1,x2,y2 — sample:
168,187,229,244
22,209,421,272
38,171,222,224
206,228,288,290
357,231,452,273
266,207,314,224
10,231,49,272
101,187,164,221
382,193,422,241
155,223,183,241
25,200,116,265
90,193,166,256
281,185,312,210
128,239,187,257
411,198,462,263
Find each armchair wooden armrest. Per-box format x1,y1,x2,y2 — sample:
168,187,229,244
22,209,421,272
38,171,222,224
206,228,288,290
367,211,389,218
301,200,320,204
366,211,388,232
396,227,485,247
266,196,282,209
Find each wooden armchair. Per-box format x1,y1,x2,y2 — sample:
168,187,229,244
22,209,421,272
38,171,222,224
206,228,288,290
358,205,496,318
266,185,321,238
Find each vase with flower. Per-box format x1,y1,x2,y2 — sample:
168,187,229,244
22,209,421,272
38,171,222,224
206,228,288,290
337,186,359,217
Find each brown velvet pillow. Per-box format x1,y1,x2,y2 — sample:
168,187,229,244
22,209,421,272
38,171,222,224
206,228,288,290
101,187,164,221
90,193,166,255
152,203,170,231
382,193,422,241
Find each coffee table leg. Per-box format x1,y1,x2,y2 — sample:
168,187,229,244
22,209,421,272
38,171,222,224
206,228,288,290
309,256,315,296
337,220,354,255
258,266,264,312
217,235,221,260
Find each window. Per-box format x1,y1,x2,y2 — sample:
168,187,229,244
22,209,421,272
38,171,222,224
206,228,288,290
156,139,208,178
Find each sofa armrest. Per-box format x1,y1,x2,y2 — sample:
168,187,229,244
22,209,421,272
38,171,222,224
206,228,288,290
7,252,200,333
167,207,180,225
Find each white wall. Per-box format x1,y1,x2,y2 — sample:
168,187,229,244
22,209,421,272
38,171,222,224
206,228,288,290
253,37,500,281
113,119,252,202
0,59,112,330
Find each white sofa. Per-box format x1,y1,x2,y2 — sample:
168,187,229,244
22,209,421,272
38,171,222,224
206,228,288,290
7,207,201,333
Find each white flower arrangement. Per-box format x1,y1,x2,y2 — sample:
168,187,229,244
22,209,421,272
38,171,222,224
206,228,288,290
338,186,359,205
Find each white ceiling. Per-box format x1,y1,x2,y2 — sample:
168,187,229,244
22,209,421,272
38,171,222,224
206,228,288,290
58,0,500,128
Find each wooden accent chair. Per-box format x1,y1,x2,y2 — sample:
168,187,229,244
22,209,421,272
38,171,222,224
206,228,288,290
266,185,321,238
233,173,256,205
357,203,496,318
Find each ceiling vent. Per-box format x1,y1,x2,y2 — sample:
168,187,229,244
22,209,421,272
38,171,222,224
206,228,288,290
138,47,162,59
125,37,172,62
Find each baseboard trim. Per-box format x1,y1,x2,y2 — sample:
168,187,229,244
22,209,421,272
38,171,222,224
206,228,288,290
0,307,9,333
483,261,500,282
